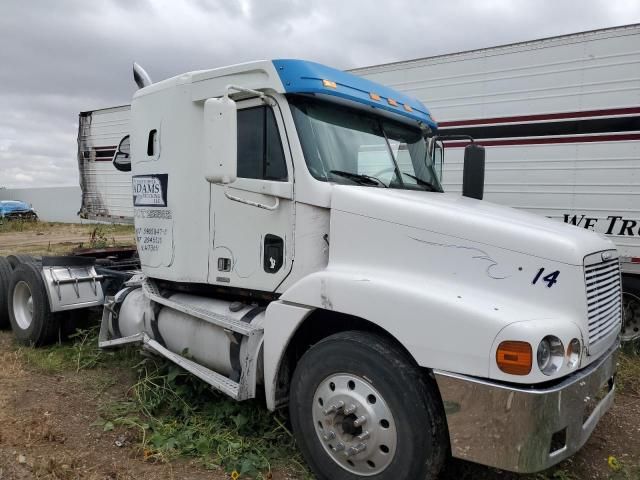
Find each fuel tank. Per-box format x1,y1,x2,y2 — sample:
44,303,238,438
115,288,264,378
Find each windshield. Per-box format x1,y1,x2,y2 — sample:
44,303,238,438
289,95,443,192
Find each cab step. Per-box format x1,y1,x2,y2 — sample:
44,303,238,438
145,338,241,399
142,278,262,337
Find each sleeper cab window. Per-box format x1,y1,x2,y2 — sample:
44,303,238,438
237,106,287,181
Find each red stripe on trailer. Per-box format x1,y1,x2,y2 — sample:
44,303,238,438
438,106,640,127
444,133,640,148
632,258,640,264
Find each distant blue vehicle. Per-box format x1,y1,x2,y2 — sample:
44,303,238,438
0,200,38,221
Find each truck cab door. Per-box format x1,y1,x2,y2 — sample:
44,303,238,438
208,97,294,292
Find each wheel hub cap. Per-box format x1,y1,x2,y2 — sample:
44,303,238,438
13,280,34,330
312,374,397,476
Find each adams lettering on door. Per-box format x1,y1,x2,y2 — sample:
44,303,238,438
132,174,168,207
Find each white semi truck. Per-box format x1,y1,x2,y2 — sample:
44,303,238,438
2,59,622,479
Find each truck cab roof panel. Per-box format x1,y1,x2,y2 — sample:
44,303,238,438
272,59,436,128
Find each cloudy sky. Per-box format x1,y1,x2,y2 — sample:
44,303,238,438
1,0,639,188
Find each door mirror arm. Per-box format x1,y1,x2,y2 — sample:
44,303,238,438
429,135,486,200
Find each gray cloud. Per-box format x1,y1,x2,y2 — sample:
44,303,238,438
0,0,638,187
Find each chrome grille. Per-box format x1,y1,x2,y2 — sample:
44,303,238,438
585,256,622,346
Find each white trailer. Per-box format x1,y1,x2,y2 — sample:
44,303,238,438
352,23,640,340
77,105,134,222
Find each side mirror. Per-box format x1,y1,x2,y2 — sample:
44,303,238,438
113,135,131,172
462,143,485,200
432,140,444,182
203,97,237,184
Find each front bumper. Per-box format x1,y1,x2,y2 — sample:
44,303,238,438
434,343,618,473
1,210,37,220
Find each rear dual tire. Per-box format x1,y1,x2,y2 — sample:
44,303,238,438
8,262,60,346
0,258,12,329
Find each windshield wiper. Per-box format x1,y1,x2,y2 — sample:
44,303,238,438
329,170,388,188
400,172,438,191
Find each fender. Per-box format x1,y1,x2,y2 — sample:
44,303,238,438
263,268,552,410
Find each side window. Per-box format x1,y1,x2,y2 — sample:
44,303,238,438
237,106,287,181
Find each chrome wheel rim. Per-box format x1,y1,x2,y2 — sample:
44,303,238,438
622,291,640,342
312,373,397,476
13,280,34,330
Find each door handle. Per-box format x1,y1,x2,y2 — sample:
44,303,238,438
224,191,280,211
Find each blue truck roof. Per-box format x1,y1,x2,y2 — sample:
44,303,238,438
272,59,437,129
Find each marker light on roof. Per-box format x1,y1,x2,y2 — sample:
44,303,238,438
369,92,380,101
387,98,398,106
403,104,413,112
322,79,337,88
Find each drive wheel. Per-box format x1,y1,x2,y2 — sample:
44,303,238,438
6,254,37,270
0,258,12,329
622,276,640,342
289,331,447,480
8,262,60,346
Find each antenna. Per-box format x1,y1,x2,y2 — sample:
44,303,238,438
133,62,153,89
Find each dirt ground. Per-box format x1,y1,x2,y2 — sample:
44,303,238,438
0,332,237,480
0,223,134,257
1,332,639,480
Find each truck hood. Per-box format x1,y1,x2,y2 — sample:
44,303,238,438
0,200,32,214
330,186,614,266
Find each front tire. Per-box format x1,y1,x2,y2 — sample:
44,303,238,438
8,262,60,346
289,331,447,480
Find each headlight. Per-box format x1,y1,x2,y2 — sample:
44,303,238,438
537,336,564,375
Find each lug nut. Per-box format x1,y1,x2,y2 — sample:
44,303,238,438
343,404,357,415
356,430,370,441
345,443,367,457
323,400,345,416
332,442,345,452
322,431,336,442
353,415,367,427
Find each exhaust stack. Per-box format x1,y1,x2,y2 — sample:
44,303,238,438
133,62,152,89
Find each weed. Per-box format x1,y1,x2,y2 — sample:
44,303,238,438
99,357,311,479
19,324,137,373
89,225,110,248
618,342,640,397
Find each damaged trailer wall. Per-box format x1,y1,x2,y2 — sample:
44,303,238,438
78,105,133,223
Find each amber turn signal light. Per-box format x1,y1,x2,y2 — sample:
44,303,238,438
496,341,532,375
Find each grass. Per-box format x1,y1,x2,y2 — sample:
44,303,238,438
618,341,640,397
0,221,135,256
18,326,640,480
18,324,137,373
17,326,310,479
0,219,133,235
98,358,310,479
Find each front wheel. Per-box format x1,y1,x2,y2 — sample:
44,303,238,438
289,331,447,480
